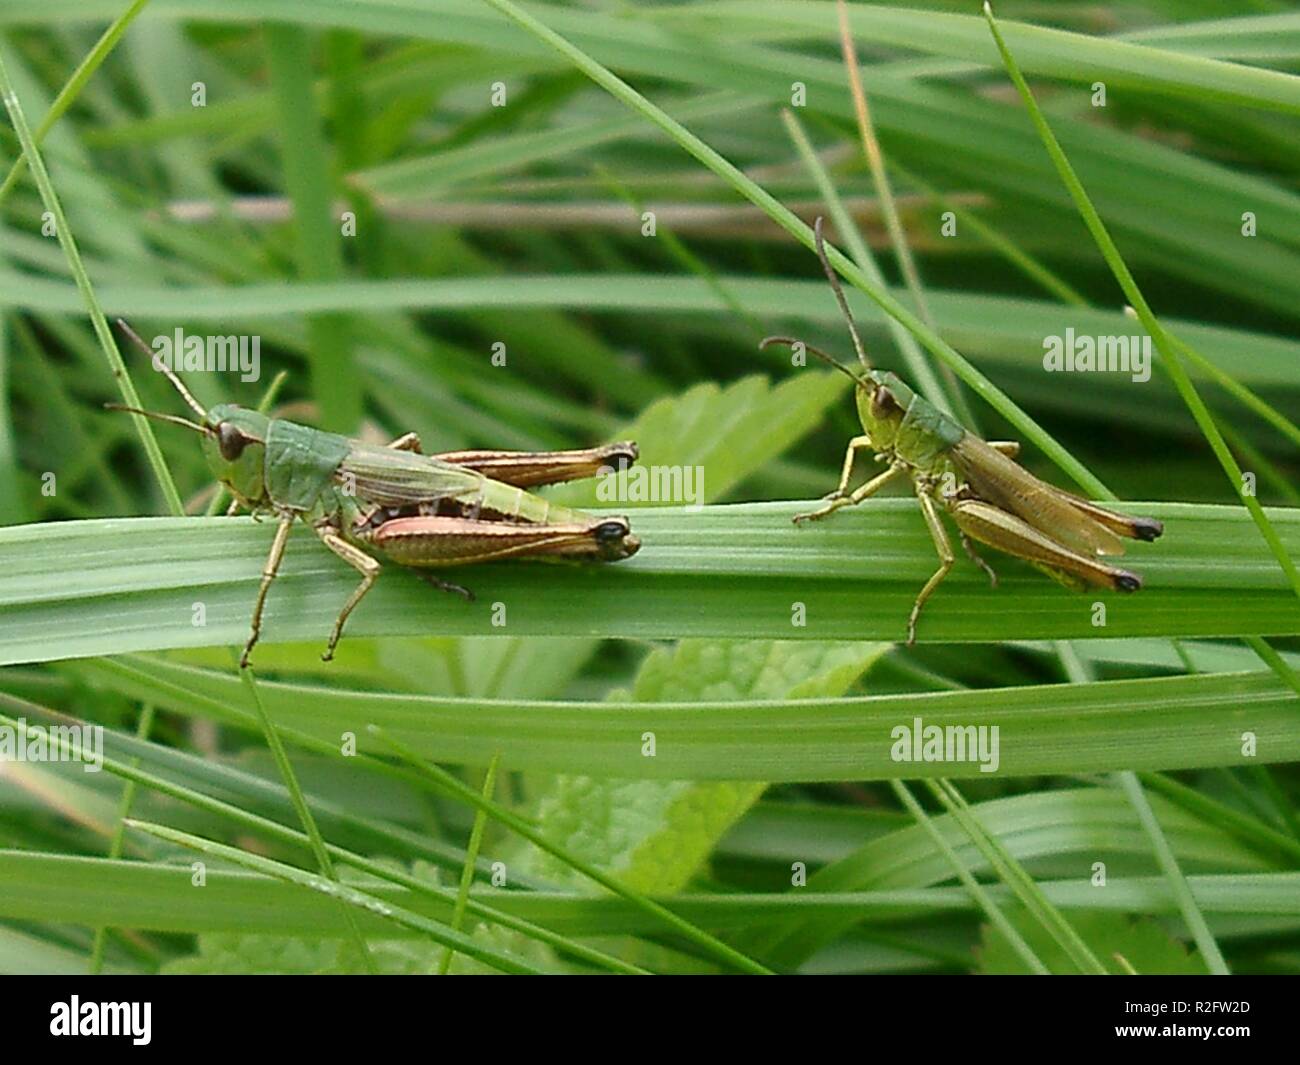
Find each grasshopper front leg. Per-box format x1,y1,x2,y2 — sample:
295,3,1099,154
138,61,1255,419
795,435,872,523
795,446,904,524
908,488,956,646
241,511,296,668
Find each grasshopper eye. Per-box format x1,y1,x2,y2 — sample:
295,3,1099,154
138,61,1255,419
217,422,250,461
871,387,901,417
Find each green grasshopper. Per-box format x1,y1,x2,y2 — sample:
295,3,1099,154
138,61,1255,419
109,322,640,666
764,220,1162,644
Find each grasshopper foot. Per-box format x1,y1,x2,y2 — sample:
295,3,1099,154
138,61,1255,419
793,496,845,524
320,629,347,662
905,597,935,644
905,600,925,646
415,572,476,602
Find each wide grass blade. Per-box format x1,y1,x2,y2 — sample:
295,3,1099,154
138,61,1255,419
71,655,1300,782
0,503,1292,663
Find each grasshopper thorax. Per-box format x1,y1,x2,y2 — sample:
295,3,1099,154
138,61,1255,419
200,404,272,507
854,369,965,467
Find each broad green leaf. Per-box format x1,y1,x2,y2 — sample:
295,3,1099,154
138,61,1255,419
522,639,886,892
548,373,847,509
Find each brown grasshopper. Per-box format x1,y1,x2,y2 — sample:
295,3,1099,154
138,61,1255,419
109,323,640,665
765,221,1162,643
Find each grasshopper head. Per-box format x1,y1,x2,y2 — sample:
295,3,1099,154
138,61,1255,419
200,404,271,507
854,370,910,451
105,321,275,509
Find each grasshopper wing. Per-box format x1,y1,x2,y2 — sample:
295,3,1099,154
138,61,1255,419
1044,490,1163,543
950,434,1128,557
339,442,486,508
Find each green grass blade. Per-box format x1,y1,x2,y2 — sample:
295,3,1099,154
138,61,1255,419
437,753,498,975
984,4,1300,598
0,49,183,515
72,654,1300,782
4,849,1300,941
0,0,153,207
124,819,547,974
4,270,1298,393
0,504,1293,662
0,705,647,973
368,726,774,975
1116,772,1228,974
263,23,360,430
476,0,1110,497
891,780,1048,974
87,702,155,974
237,662,377,973
657,3,1300,116
780,108,951,414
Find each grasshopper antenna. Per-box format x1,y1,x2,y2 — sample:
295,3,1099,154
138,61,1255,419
812,216,871,371
114,318,208,419
759,335,865,385
103,403,209,434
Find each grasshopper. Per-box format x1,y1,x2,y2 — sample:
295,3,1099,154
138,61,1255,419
764,220,1162,644
108,322,640,666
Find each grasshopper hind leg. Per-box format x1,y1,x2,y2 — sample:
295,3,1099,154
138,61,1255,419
316,525,383,662
387,432,423,453
948,498,1144,592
